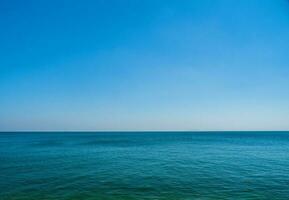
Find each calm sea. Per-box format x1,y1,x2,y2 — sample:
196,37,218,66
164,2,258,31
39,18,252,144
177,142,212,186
1,132,289,200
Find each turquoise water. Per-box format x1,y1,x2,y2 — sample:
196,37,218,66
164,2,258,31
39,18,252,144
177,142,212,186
1,132,289,200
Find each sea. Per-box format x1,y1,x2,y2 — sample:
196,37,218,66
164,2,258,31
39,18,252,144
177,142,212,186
0,131,289,200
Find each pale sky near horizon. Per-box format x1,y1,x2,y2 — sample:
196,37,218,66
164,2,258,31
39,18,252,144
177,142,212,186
1,0,289,131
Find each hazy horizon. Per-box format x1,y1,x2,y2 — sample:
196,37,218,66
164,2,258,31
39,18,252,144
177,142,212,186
1,0,289,131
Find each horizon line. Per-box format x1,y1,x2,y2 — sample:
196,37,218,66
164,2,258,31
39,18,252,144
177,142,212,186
1,130,289,133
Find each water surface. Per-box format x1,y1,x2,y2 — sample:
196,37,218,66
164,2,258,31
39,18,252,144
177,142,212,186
1,132,289,199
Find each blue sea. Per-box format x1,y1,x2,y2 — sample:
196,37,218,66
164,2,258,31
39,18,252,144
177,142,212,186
1,132,289,200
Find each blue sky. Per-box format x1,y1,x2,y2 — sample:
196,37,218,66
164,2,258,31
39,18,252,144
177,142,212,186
1,0,289,131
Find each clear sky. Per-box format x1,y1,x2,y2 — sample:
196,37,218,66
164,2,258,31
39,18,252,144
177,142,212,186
1,0,289,131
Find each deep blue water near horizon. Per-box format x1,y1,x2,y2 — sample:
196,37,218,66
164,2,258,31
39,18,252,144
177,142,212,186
1,132,289,200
